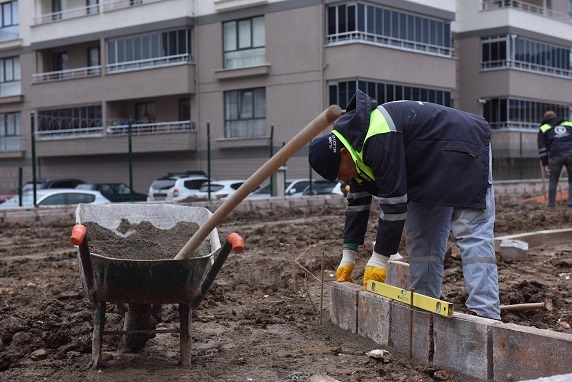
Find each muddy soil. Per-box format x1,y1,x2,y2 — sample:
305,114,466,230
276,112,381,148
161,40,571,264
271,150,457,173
0,194,571,382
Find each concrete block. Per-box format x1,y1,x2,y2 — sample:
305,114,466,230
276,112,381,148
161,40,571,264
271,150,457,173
493,323,572,382
288,198,310,208
433,312,500,380
329,282,361,333
519,373,572,382
387,300,432,362
385,260,410,289
357,291,390,346
499,239,528,261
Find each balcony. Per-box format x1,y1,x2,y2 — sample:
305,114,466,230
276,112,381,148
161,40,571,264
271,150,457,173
35,120,195,140
32,67,102,83
481,0,572,25
33,0,170,26
34,120,198,157
33,4,100,25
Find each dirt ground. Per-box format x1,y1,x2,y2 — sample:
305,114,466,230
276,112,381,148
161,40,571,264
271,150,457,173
0,192,571,382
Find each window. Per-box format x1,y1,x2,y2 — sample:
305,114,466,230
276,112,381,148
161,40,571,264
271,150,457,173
224,88,266,138
135,102,155,123
86,0,99,14
0,112,21,152
53,51,68,72
329,80,451,109
481,35,571,77
326,2,452,57
107,28,191,72
223,16,265,69
483,98,569,130
179,98,190,121
0,56,20,97
0,1,18,40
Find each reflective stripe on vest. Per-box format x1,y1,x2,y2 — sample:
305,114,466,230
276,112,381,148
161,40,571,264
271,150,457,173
540,123,552,133
332,106,393,183
541,121,572,133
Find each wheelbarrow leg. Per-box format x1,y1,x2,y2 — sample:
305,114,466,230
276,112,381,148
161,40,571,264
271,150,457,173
179,303,192,366
92,301,106,369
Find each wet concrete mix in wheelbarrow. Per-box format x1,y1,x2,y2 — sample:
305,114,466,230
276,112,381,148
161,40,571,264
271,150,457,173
0,194,571,381
83,219,212,260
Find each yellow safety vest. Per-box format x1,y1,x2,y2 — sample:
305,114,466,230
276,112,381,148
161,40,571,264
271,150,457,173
332,107,392,184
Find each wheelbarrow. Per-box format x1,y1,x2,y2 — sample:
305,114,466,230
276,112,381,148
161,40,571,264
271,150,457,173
70,203,243,368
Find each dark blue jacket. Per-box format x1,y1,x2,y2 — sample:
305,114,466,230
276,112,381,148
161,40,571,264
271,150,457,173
335,90,491,255
537,117,572,167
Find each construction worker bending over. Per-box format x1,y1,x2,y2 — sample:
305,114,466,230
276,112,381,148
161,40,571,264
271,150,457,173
308,90,500,320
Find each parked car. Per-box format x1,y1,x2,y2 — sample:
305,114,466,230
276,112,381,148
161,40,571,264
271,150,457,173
0,189,111,208
22,178,85,192
194,180,250,200
301,180,345,196
247,178,313,199
76,183,147,202
147,173,211,202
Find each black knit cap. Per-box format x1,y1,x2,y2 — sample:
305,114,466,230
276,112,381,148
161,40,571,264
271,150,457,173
308,133,341,182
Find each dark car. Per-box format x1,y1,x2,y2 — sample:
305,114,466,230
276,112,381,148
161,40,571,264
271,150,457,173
76,183,147,202
22,178,85,192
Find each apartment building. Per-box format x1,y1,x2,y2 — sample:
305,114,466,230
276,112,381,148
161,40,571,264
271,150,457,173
0,0,570,194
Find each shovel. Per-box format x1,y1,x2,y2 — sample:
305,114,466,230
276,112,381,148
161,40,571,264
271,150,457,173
174,104,342,260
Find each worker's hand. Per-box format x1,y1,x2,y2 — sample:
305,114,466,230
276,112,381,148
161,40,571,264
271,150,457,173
363,251,389,290
545,165,551,176
336,248,357,283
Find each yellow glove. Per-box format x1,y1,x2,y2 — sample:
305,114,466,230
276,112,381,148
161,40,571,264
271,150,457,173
363,265,386,289
362,250,389,290
336,248,357,283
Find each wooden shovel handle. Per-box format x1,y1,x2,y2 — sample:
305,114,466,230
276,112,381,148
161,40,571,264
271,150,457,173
174,105,342,260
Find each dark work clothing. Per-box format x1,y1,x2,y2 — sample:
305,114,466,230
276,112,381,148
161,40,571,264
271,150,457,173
335,90,492,255
537,117,572,206
538,117,572,167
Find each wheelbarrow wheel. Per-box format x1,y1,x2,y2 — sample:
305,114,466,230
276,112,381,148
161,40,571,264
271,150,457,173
124,303,161,352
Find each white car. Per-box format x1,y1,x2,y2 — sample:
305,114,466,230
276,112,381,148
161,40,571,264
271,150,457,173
301,180,345,196
147,174,211,201
194,180,249,200
247,178,313,199
0,189,111,208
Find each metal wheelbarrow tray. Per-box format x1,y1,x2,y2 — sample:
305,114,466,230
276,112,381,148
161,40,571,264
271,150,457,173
70,203,243,368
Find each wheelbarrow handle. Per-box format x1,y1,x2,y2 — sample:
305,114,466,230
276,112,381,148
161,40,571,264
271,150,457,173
190,232,244,309
70,224,97,305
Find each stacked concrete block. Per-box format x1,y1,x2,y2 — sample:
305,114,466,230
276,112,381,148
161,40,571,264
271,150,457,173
387,300,433,362
357,291,390,346
493,323,572,381
330,282,361,333
433,313,500,380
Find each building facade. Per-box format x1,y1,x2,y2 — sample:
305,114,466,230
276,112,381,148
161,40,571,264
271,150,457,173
0,0,570,194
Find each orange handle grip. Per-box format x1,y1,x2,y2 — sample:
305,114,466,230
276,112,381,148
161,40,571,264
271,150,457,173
227,233,244,253
70,224,87,246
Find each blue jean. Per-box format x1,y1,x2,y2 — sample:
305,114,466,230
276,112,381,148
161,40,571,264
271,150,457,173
547,154,572,207
404,186,500,319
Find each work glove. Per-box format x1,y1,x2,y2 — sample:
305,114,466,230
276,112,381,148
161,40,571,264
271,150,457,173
336,248,357,283
363,251,389,290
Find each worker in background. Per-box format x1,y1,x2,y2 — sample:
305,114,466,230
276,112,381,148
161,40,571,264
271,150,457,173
537,110,572,208
308,90,500,320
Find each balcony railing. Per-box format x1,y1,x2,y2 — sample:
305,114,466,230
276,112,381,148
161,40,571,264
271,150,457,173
103,0,167,12
482,0,572,24
35,120,195,140
33,4,100,25
106,54,190,73
33,0,169,25
32,66,102,83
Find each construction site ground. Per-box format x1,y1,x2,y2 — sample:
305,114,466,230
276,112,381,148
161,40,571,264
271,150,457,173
0,181,571,382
